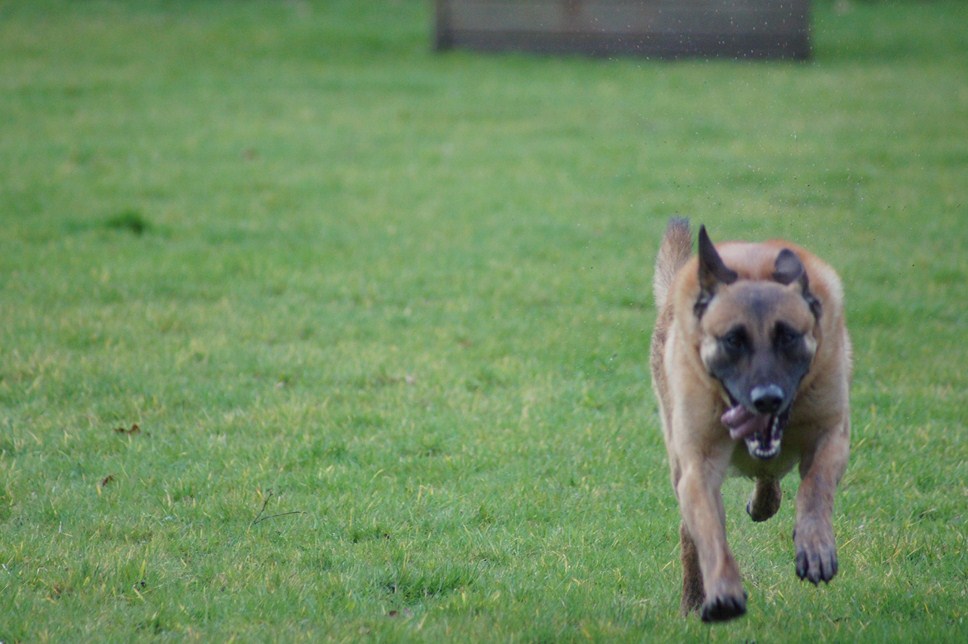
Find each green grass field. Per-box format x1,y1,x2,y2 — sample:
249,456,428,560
1,0,966,640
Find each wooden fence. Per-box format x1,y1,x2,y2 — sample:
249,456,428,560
434,0,811,60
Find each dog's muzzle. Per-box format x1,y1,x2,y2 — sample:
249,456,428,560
721,397,790,460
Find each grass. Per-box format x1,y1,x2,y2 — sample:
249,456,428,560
0,0,966,640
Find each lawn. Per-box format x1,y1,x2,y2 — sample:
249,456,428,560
0,0,965,640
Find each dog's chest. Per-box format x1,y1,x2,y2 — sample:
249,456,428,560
729,442,800,479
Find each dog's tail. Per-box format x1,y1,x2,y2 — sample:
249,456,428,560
653,217,693,310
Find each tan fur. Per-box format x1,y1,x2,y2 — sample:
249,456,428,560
650,219,851,622
652,216,693,311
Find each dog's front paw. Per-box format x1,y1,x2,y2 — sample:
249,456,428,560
700,588,747,622
793,525,838,585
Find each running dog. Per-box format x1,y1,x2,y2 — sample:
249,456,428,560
649,218,851,621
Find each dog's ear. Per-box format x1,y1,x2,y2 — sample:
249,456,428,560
695,225,737,318
773,248,822,320
772,248,805,285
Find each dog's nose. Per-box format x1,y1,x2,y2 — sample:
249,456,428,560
751,385,784,414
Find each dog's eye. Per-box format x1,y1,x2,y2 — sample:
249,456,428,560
774,323,802,349
721,328,748,352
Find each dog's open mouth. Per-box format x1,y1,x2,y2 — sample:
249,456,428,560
721,399,790,460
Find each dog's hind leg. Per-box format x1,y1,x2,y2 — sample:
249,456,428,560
679,521,704,615
747,478,782,522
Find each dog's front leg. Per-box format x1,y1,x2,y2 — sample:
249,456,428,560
794,418,850,585
677,458,746,622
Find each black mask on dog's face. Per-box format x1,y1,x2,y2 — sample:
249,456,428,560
695,227,820,460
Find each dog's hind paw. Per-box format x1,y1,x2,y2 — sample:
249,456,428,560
746,478,782,522
700,591,747,622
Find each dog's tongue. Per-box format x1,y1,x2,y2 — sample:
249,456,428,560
721,404,771,441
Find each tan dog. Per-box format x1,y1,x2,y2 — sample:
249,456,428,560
649,218,851,621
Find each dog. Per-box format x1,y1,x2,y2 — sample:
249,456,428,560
649,218,851,621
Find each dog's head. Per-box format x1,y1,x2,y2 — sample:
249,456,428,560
695,226,821,460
